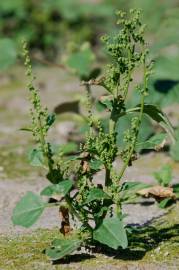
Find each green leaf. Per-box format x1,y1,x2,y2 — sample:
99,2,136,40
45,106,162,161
46,169,63,184
40,180,73,196
0,38,17,70
51,143,78,155
116,114,153,147
153,165,172,187
173,184,179,193
28,148,44,167
84,187,110,204
12,192,46,228
153,55,179,81
99,96,113,111
89,159,103,171
136,133,167,151
93,216,128,250
45,238,82,260
158,198,173,209
121,182,151,203
47,113,56,127
66,44,95,77
20,127,33,132
128,104,175,143
173,184,179,199
121,182,151,191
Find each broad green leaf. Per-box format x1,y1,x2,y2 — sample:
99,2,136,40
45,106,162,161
40,179,73,196
93,216,128,250
66,44,95,77
116,114,153,147
45,238,82,260
128,104,175,143
136,133,167,151
28,148,44,167
153,165,172,187
51,143,78,155
12,192,46,228
84,187,110,204
0,38,17,70
153,56,179,81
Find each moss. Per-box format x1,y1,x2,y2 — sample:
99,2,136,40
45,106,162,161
1,205,179,269
0,144,43,180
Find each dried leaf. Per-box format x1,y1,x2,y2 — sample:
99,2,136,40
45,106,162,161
82,160,90,173
59,205,72,236
137,185,176,201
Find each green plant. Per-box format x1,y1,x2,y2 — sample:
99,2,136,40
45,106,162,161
153,165,179,208
12,10,175,261
153,164,172,187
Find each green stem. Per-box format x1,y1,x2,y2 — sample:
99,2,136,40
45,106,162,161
105,167,111,186
118,61,147,181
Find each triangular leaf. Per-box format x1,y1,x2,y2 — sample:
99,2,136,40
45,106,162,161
93,216,128,250
41,180,73,196
153,165,172,187
12,192,46,228
84,187,110,204
28,148,44,167
45,238,82,260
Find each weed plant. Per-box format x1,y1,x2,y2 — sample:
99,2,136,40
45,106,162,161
12,10,174,261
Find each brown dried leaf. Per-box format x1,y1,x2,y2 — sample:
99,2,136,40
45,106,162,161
82,160,90,173
137,185,176,201
59,205,72,236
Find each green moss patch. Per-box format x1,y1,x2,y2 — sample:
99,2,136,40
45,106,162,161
1,204,179,270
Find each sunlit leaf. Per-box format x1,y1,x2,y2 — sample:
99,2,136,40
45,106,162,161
28,148,44,167
40,180,73,196
84,188,110,204
46,238,82,260
93,216,128,250
12,192,46,228
153,165,172,187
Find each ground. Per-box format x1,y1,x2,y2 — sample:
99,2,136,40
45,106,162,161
0,66,179,269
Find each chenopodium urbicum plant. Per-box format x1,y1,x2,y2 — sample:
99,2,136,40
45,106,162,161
12,10,175,261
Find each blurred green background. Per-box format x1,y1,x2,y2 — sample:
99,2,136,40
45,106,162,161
1,0,179,70
1,0,179,170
